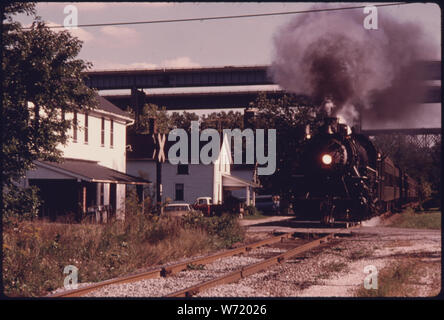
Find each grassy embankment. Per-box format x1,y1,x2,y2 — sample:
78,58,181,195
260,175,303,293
387,207,441,230
3,209,244,297
355,208,441,297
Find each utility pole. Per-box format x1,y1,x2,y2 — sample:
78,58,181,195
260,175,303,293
149,117,166,215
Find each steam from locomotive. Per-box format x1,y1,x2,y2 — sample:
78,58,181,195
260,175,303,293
269,4,438,127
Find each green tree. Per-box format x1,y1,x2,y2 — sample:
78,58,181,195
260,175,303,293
371,134,441,204
200,110,243,131
170,111,199,131
1,3,97,218
130,103,171,134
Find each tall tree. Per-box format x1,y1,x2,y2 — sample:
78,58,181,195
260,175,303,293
170,110,199,131
2,3,97,217
371,135,441,203
200,110,243,131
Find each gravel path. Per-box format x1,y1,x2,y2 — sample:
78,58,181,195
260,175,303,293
196,227,441,297
82,245,286,297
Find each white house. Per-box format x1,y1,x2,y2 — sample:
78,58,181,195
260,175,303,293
23,95,149,221
126,131,259,207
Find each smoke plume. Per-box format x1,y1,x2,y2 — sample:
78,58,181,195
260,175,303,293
270,5,438,127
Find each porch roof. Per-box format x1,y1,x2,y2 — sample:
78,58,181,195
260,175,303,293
222,173,260,189
35,159,150,185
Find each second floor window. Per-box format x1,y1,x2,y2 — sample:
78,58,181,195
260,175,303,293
177,164,189,175
73,111,78,142
110,119,114,148
101,117,105,146
84,113,88,144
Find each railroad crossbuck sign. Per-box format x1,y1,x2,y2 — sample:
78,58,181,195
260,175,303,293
152,133,166,163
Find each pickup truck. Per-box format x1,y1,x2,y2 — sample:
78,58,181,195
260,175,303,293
192,196,243,216
192,197,213,216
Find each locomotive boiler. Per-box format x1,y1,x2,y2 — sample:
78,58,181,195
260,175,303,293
292,117,418,223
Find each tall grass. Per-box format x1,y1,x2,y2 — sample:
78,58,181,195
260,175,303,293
3,208,244,297
388,208,441,230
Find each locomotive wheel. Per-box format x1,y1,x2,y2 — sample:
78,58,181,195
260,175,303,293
320,201,335,225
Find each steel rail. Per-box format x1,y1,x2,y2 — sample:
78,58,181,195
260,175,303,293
165,233,335,297
48,232,294,298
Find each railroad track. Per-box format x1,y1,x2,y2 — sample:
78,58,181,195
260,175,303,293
165,233,334,297
49,227,355,298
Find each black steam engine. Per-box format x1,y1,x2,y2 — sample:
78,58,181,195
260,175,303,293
292,117,418,223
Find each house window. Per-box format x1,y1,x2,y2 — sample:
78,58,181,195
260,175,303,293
110,119,114,148
175,184,184,201
177,164,189,175
73,111,78,142
84,113,88,144
101,117,105,146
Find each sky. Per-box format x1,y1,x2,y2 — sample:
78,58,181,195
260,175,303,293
15,2,441,128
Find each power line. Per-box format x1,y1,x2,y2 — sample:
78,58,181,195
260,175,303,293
23,2,410,30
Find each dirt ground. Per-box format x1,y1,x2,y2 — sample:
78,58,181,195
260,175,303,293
203,214,442,297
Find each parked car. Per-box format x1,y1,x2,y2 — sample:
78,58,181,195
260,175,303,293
163,203,192,217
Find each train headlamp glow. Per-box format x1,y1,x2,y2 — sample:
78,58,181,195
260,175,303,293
322,154,332,165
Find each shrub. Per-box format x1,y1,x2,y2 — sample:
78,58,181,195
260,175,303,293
2,185,41,224
181,211,245,248
244,205,262,216
2,194,245,296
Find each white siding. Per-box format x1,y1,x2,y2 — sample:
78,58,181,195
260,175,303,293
127,160,214,205
27,109,131,218
59,112,127,173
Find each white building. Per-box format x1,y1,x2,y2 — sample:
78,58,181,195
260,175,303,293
126,132,259,207
23,95,149,221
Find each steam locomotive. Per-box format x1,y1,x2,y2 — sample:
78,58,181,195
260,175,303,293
292,117,418,223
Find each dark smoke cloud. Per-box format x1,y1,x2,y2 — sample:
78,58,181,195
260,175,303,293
270,5,438,127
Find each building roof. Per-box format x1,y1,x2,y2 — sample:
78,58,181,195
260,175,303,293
222,173,260,189
95,94,133,119
36,159,150,185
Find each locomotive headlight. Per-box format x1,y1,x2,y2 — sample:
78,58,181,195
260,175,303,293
321,154,332,165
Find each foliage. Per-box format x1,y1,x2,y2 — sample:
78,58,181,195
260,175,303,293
131,103,171,134
2,184,41,224
244,205,262,216
2,196,245,296
200,110,244,131
170,111,199,131
1,3,97,216
125,187,155,217
371,135,441,200
388,208,441,230
181,211,245,247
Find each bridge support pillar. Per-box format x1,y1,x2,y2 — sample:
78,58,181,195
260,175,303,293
131,87,146,128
